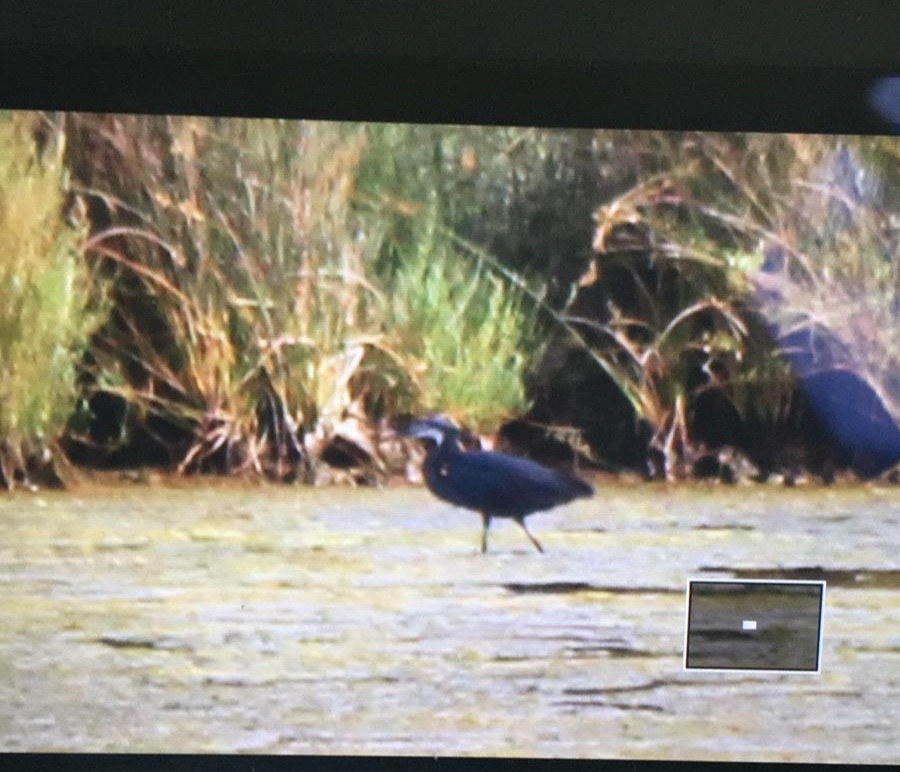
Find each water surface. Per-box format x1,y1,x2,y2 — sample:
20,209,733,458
0,481,897,761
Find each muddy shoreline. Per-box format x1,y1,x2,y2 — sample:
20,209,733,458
0,482,897,760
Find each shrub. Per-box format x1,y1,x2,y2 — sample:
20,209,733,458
0,112,104,487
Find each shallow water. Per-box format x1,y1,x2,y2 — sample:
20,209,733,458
0,480,897,762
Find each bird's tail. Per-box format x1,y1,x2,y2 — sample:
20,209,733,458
566,475,594,499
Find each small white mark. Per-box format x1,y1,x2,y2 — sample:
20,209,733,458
742,619,757,631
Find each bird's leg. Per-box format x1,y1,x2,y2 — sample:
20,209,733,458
516,518,544,553
480,513,492,553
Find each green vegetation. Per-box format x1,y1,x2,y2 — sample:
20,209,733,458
384,207,536,432
0,113,104,488
58,115,538,479
577,131,900,477
75,118,384,477
0,114,896,488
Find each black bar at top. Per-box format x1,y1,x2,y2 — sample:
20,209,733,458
1,1,900,70
0,46,895,135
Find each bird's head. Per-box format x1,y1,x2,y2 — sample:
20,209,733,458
402,414,460,447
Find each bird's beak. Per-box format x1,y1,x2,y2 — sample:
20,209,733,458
403,421,446,444
402,420,428,438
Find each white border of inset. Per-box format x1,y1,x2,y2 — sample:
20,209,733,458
682,577,826,674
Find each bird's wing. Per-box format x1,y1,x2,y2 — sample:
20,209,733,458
449,451,583,516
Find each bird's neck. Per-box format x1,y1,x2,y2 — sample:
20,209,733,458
429,432,461,466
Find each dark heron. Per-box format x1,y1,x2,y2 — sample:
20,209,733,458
404,416,594,553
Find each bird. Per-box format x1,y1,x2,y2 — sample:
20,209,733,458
404,415,594,553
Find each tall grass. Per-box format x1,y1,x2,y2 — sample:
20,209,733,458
356,123,589,433
0,113,104,487
582,131,900,476
62,115,542,478
674,133,900,421
48,116,898,483
69,116,384,478
383,207,536,433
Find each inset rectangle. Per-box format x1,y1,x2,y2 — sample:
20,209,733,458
684,579,825,672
